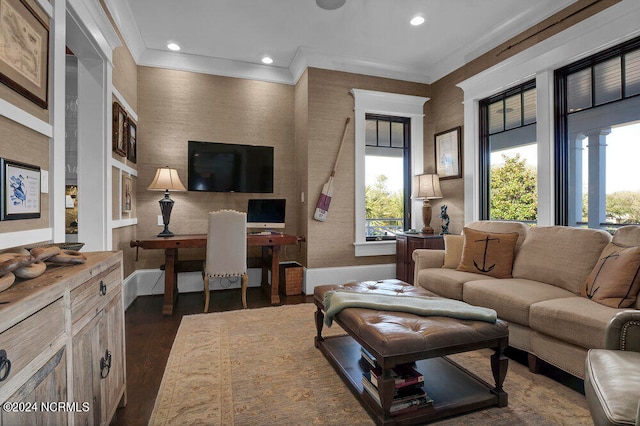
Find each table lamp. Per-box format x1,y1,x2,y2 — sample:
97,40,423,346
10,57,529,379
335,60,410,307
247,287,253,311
148,167,187,237
413,174,443,234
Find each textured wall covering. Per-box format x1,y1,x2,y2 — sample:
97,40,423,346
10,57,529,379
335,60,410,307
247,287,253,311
304,68,430,269
135,67,297,270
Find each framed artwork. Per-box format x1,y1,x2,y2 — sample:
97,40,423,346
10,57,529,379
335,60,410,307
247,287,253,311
0,0,49,109
112,101,127,156
122,175,132,213
435,126,462,180
0,158,41,220
127,119,137,163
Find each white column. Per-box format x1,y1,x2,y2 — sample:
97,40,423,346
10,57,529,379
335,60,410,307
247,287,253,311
586,129,610,229
567,133,585,227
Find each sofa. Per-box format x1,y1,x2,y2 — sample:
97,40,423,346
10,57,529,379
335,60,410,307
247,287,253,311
412,221,640,379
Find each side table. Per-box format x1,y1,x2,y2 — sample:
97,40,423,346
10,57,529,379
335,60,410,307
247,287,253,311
396,233,444,284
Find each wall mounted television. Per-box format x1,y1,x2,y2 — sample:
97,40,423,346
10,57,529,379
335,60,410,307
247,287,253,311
188,141,274,193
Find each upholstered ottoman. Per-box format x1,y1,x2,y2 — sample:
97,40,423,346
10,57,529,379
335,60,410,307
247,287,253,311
313,279,510,425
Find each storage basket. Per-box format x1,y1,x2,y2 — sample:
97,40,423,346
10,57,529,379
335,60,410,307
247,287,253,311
279,262,303,296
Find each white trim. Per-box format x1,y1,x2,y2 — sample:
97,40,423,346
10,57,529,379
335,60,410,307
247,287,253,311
458,0,640,225
112,87,138,122
112,218,137,228
0,99,53,137
110,157,138,177
304,263,395,295
66,0,121,65
34,0,53,17
102,0,145,61
350,89,428,257
0,228,53,250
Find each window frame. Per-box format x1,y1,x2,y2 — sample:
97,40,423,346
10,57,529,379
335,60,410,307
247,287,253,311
351,89,428,257
554,35,640,226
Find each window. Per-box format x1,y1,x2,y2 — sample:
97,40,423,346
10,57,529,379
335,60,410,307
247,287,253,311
479,81,537,223
351,89,428,257
365,115,410,240
556,36,640,230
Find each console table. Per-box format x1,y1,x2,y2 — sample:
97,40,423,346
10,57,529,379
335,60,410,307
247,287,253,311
396,233,444,284
130,233,301,315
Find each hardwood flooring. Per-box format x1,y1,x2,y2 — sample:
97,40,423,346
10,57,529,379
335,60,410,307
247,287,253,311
110,288,311,425
111,287,583,425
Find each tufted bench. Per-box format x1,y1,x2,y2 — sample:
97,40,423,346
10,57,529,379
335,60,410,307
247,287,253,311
313,279,510,425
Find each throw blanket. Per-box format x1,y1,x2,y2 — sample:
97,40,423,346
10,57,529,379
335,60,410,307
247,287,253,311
323,291,497,326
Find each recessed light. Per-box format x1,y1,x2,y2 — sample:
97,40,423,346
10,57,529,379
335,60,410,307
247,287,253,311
261,56,274,65
410,16,425,26
167,42,181,51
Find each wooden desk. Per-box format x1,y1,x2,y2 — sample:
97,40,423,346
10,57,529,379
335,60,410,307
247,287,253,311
130,233,301,315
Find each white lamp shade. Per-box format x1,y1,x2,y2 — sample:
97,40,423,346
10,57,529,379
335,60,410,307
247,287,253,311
148,167,187,191
413,174,443,200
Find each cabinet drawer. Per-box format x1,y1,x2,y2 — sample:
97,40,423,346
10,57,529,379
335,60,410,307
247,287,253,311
0,299,65,391
70,264,120,325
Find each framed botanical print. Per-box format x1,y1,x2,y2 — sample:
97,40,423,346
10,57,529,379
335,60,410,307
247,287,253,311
0,158,41,220
435,126,462,180
122,175,132,213
0,0,49,108
127,119,137,163
112,101,127,156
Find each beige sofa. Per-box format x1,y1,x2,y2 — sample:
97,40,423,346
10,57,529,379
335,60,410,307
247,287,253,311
412,221,640,379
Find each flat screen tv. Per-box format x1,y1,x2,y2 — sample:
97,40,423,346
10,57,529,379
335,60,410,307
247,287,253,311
188,141,274,193
247,199,286,229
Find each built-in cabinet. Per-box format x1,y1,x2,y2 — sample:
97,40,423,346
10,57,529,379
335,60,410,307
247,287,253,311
396,234,444,284
0,252,125,425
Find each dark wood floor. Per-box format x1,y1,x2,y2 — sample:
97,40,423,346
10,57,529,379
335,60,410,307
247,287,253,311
110,287,311,425
110,287,583,425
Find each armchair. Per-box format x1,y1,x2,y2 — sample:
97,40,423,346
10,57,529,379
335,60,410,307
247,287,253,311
585,310,640,426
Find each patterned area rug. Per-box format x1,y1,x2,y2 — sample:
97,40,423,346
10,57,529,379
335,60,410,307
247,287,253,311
149,303,591,425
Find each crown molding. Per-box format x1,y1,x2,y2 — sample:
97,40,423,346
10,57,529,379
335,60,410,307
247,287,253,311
102,0,146,61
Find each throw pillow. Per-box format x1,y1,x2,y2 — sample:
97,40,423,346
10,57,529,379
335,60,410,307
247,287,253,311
456,227,519,278
442,235,464,269
582,243,640,308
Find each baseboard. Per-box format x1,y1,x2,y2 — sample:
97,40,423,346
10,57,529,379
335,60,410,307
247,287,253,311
124,262,395,310
303,263,395,295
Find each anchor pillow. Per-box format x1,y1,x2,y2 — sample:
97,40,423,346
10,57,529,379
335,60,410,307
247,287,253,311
457,227,519,278
581,243,640,308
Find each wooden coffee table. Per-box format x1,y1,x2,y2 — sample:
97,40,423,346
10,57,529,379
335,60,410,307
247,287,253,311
314,280,509,425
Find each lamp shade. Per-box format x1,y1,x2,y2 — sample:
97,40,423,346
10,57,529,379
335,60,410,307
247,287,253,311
413,174,443,200
148,167,187,192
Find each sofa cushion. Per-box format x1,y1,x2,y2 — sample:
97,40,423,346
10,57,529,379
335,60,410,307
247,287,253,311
442,235,464,269
529,297,626,349
416,268,488,301
512,226,611,294
582,243,640,308
612,224,640,247
457,227,519,278
463,278,576,326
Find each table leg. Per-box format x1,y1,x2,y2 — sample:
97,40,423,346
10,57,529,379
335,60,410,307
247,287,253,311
162,248,178,316
270,245,281,304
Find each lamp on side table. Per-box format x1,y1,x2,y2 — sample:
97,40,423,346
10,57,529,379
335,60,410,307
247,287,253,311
413,174,443,235
148,167,187,237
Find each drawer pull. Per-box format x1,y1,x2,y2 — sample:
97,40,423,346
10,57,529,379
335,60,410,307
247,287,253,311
99,281,107,296
100,349,111,379
0,349,11,382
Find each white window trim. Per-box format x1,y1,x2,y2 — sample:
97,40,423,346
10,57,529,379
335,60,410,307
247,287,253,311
350,89,429,256
457,1,640,226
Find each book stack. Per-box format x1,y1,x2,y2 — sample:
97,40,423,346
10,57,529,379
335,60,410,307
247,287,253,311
360,347,433,415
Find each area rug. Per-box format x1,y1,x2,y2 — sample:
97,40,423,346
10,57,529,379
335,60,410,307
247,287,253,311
149,303,591,425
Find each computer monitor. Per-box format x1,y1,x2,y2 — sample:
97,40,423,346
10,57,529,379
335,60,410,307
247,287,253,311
247,199,286,229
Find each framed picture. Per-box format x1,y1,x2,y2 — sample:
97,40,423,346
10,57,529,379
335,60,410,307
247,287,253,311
0,158,41,220
112,101,127,156
122,175,132,213
0,0,49,109
435,126,462,180
127,119,137,163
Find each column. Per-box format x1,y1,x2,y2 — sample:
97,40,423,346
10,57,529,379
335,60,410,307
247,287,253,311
586,128,611,229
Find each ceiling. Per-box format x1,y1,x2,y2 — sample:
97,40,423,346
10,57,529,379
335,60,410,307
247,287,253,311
104,0,578,85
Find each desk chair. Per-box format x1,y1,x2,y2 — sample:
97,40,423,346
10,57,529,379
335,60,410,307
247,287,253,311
203,210,248,311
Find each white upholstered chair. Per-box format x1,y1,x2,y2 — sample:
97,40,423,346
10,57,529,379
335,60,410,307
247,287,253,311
203,210,248,312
